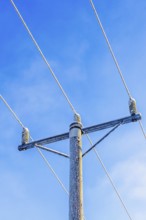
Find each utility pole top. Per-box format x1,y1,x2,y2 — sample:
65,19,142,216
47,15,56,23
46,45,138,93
18,113,141,151
18,112,141,220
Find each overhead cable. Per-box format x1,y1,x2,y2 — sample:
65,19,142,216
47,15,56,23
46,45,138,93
139,121,146,139
1,95,25,128
89,0,131,99
35,147,69,195
85,132,133,220
8,1,143,219
0,95,69,195
10,0,77,115
87,2,144,219
89,0,146,141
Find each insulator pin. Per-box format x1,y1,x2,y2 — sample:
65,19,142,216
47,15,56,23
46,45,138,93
129,97,137,115
22,127,30,145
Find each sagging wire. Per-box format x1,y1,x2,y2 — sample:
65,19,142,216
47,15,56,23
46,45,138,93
89,0,146,141
10,0,77,115
87,1,146,218
89,0,131,99
8,1,145,219
1,95,87,217
139,121,146,139
8,1,136,218
1,95,25,128
0,95,69,195
84,132,133,220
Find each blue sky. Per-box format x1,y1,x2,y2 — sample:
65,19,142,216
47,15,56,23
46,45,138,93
0,0,146,219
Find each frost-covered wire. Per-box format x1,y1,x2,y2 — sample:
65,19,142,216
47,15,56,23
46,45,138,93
89,0,146,138
89,0,131,98
85,132,133,220
0,95,68,195
10,0,77,115
139,121,146,139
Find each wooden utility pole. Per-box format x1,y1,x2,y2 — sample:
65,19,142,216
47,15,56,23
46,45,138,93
69,114,83,220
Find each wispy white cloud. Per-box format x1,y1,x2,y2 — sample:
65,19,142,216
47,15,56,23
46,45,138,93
111,155,146,200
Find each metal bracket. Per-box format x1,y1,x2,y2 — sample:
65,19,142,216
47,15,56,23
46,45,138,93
18,114,141,151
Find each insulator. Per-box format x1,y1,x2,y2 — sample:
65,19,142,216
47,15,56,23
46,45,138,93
22,127,30,145
74,113,81,123
129,97,137,115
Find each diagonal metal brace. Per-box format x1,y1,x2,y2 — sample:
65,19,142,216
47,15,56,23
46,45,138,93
35,145,69,158
18,114,141,151
82,123,121,157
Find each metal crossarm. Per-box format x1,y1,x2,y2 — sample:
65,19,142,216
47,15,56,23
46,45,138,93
18,114,141,151
18,132,69,151
82,114,141,134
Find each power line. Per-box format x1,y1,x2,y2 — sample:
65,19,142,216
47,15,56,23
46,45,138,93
1,93,135,219
85,133,133,220
8,0,136,217
36,147,69,195
89,0,132,99
139,121,146,139
1,95,90,219
87,1,146,219
8,1,145,219
0,95,25,128
89,0,146,140
93,148,133,220
10,0,77,115
0,95,69,195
